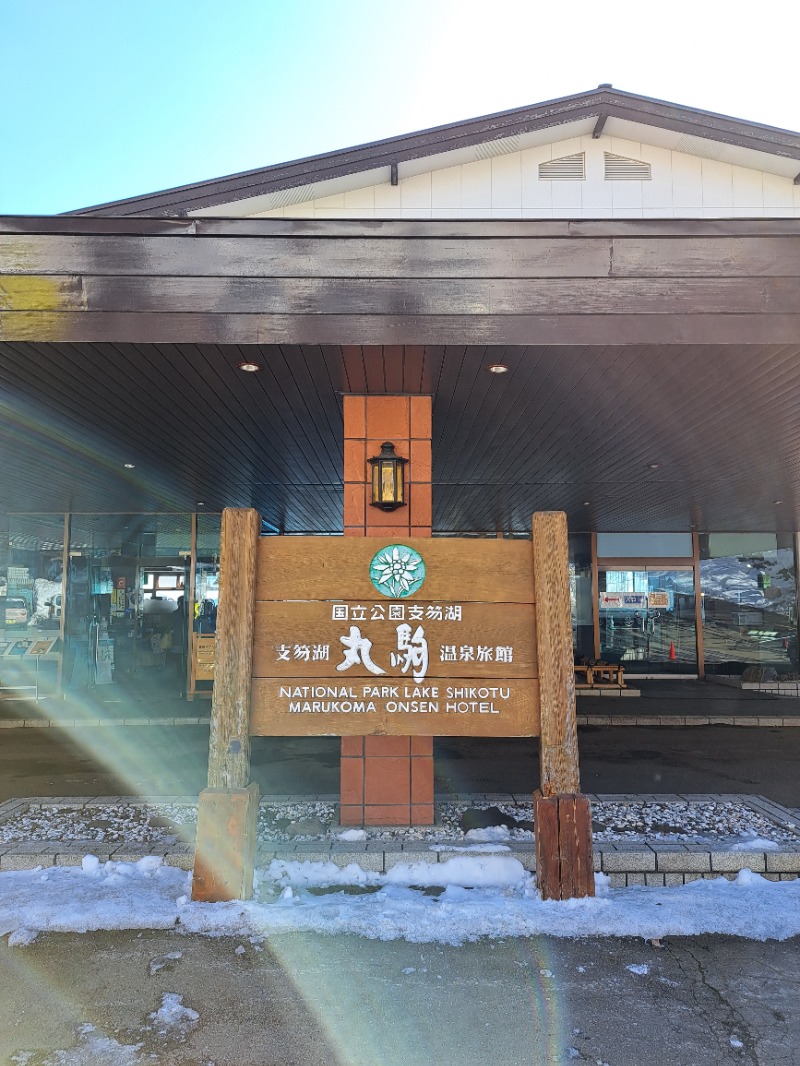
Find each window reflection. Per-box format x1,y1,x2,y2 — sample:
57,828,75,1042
700,534,798,674
599,569,696,674
568,533,593,661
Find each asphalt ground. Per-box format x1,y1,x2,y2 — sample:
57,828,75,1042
2,929,798,1065
2,723,799,807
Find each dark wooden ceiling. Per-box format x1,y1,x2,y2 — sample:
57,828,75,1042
2,215,800,535
1,339,799,534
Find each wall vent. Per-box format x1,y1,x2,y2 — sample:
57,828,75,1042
673,134,722,160
263,183,316,209
538,153,585,180
475,135,521,161
604,152,652,180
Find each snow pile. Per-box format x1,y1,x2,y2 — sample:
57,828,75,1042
147,993,199,1040
0,856,183,938
464,825,515,843
729,836,780,851
20,1023,144,1065
625,963,649,975
2,854,800,947
336,828,367,842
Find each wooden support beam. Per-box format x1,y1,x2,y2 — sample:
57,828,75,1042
532,511,580,796
592,113,608,138
207,507,260,789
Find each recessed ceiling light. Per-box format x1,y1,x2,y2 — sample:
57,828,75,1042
648,463,660,470
487,363,509,374
774,499,784,505
196,502,205,507
123,463,135,469
237,361,262,373
583,501,591,506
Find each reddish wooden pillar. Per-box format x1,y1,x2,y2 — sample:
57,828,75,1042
340,393,434,826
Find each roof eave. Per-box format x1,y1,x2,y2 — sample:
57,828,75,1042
65,87,800,218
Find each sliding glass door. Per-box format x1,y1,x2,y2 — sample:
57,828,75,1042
598,566,697,675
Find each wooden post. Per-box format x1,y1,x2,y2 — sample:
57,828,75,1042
534,794,594,901
532,511,580,797
208,507,260,789
532,512,594,900
192,507,260,902
192,783,259,902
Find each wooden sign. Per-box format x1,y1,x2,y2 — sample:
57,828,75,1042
194,508,591,905
250,537,540,737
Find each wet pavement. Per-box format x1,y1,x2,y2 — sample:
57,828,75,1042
3,719,800,808
2,929,798,1065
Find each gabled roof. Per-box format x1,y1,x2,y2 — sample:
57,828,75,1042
69,86,800,217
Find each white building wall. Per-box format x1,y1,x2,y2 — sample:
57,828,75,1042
253,133,800,220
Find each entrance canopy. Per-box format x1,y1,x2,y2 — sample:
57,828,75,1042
1,215,800,533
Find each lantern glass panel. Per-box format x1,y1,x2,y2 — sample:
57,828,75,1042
381,462,396,503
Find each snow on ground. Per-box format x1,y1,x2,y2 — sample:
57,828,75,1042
1,854,799,947
12,1024,144,1065
146,993,199,1040
9,1001,199,1065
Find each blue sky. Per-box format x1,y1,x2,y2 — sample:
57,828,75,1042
2,0,799,214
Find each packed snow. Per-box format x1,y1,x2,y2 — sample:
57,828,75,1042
1,853,799,947
146,993,199,1040
12,1024,143,1065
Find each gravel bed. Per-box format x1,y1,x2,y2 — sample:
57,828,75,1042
1,799,799,847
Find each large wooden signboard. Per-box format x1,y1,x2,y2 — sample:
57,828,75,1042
194,508,591,905
250,537,539,737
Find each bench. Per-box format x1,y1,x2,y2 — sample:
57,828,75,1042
574,662,626,688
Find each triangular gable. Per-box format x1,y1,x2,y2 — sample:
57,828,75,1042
67,86,800,218
242,131,800,221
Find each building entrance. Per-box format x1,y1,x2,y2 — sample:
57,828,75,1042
599,566,697,676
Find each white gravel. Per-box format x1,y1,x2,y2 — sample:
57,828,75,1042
1,798,798,847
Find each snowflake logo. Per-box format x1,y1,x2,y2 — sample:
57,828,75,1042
369,544,426,599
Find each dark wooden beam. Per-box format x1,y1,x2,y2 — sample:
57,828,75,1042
592,113,608,138
3,227,800,279
24,275,797,316
4,311,800,346
3,215,800,239
390,162,399,186
3,219,800,347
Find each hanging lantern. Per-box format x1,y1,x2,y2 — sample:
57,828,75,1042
368,441,408,511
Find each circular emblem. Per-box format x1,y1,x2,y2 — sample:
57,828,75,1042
369,544,426,599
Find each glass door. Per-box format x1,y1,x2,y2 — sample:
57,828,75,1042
599,567,697,675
